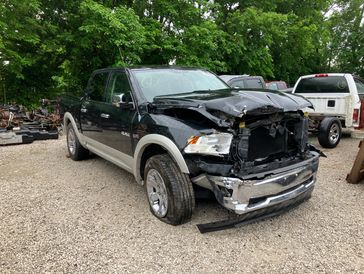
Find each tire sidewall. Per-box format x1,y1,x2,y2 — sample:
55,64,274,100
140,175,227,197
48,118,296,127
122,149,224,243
318,118,342,148
144,157,177,224
326,120,341,146
66,124,76,158
66,123,89,160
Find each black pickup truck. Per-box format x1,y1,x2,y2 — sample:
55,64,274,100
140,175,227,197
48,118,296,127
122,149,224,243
61,67,320,229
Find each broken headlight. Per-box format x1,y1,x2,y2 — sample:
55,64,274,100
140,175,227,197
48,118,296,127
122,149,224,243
184,133,233,157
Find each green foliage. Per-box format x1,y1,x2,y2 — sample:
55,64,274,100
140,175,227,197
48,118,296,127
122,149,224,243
327,0,364,77
79,0,145,65
177,21,229,72
52,0,146,93
0,0,363,106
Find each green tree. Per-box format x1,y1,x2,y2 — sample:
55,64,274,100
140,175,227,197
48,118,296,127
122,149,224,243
328,0,364,77
51,0,146,92
0,0,43,104
1,0,361,107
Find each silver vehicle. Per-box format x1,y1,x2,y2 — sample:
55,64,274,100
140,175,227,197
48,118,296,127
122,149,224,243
219,75,266,89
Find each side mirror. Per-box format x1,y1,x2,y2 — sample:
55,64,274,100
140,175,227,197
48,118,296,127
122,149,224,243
112,93,134,109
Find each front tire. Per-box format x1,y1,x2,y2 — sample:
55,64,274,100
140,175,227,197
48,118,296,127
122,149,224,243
318,117,342,148
144,154,195,225
66,123,89,160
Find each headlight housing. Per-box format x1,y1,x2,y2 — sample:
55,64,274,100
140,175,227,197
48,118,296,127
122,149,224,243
184,133,233,157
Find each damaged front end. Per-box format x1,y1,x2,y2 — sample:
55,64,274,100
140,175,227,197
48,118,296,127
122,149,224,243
152,90,320,219
187,112,320,215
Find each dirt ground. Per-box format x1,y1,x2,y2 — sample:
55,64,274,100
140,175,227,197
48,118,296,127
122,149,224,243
0,135,363,273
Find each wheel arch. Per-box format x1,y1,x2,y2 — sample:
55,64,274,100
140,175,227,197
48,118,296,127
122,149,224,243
133,134,190,185
63,112,82,140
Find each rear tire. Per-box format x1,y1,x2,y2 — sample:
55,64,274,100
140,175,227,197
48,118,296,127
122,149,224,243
144,154,195,225
318,117,342,148
66,123,89,160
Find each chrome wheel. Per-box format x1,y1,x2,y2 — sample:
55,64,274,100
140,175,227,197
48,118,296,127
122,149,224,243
67,127,76,155
329,123,340,144
146,169,168,217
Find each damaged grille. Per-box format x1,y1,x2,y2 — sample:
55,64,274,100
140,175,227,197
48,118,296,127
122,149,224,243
231,113,308,164
248,126,286,160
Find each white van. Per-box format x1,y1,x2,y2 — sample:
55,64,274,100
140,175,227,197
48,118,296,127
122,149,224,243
292,73,364,148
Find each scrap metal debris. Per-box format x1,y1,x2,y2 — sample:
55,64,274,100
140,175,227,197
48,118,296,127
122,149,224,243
0,99,61,146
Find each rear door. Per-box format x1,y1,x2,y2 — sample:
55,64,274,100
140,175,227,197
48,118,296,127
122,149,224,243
80,71,110,142
293,74,351,116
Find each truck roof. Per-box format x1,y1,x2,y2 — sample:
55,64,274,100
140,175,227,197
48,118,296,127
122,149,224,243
298,73,350,79
219,75,250,82
92,66,204,74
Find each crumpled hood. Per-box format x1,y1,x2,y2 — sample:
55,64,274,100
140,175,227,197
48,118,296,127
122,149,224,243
153,89,312,118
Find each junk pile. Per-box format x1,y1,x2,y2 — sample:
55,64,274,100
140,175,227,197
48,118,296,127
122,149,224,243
0,99,61,146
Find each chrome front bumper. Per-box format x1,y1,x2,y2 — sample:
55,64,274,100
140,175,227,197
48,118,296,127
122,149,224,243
192,152,320,215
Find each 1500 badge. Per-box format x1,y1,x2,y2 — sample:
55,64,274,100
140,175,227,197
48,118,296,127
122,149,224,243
120,131,130,137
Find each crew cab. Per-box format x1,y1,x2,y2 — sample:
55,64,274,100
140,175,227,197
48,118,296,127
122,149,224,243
61,67,320,226
292,73,364,148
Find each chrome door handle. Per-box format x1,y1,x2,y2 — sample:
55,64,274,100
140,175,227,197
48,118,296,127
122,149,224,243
80,108,87,113
100,113,110,119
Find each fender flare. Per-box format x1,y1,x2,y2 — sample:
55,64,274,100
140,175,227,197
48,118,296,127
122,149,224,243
133,134,190,184
63,112,84,143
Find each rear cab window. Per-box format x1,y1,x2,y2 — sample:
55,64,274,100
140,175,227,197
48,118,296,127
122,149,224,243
269,83,278,90
295,76,349,93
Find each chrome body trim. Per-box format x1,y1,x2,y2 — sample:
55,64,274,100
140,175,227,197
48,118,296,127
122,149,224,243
64,113,189,184
63,112,133,173
192,152,319,214
82,136,134,173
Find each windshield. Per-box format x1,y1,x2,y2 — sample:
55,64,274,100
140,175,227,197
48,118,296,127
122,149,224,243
131,68,228,101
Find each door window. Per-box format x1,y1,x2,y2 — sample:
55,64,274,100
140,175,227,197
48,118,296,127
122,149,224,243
230,79,245,88
108,72,133,104
269,83,278,90
88,72,109,102
245,78,264,88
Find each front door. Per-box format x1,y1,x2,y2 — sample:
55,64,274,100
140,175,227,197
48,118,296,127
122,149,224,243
98,70,137,156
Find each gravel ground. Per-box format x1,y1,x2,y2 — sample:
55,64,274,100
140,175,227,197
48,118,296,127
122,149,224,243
0,135,364,273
